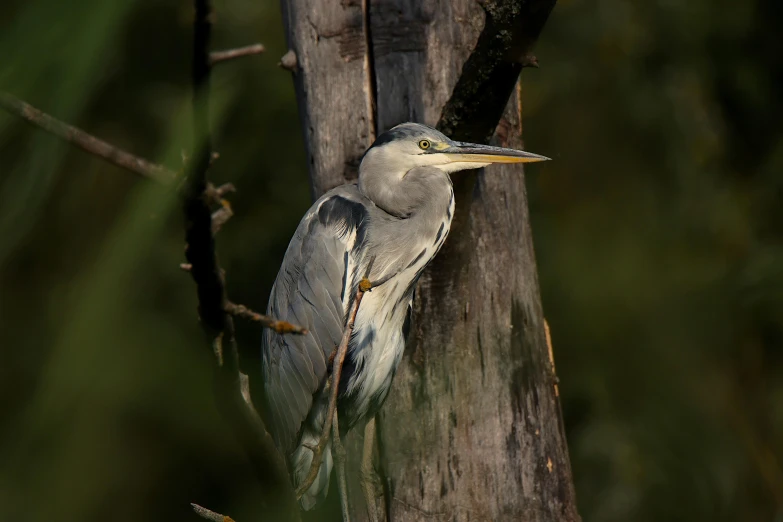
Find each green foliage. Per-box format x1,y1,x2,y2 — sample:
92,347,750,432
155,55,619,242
0,0,780,521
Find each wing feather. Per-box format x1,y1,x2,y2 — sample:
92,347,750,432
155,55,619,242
261,186,370,454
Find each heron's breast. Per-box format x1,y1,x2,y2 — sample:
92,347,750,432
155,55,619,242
340,267,417,419
340,190,454,422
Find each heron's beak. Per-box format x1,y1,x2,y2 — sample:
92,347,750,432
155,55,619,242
442,142,550,164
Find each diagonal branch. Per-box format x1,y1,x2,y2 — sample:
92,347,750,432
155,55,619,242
437,0,557,143
295,256,382,503
0,90,176,184
295,275,372,498
191,503,236,522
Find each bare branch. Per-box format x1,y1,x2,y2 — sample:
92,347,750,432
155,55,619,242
2,9,297,522
0,90,176,184
296,275,372,498
185,2,301,520
360,417,379,522
210,43,266,65
0,87,244,243
225,302,308,335
191,503,235,522
184,0,230,352
437,0,557,143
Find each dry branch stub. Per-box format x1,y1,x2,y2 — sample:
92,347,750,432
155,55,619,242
279,49,298,71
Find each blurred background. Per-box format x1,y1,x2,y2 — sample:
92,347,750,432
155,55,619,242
1,0,781,521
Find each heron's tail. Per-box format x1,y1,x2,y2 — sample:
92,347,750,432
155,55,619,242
291,428,333,511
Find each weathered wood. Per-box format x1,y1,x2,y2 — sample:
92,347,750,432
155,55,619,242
369,0,484,131
280,0,376,199
281,0,578,520
378,92,577,522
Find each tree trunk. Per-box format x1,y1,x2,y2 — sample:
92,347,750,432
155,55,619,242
281,1,579,520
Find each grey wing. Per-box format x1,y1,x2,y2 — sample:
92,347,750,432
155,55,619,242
261,186,369,455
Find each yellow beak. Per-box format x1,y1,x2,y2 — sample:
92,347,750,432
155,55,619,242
443,142,550,164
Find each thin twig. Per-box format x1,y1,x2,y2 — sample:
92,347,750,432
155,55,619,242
332,411,351,522
0,90,176,184
205,183,236,233
225,301,308,335
361,418,379,522
210,43,266,65
296,275,372,498
211,201,234,233
191,503,236,522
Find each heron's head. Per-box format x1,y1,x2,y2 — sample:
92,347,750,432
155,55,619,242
358,122,549,217
359,122,549,177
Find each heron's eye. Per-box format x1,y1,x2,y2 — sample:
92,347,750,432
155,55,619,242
418,140,431,150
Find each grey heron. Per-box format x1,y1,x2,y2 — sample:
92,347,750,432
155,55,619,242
261,122,548,511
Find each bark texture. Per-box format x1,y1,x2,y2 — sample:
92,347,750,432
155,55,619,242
378,94,575,522
281,1,578,520
280,0,377,198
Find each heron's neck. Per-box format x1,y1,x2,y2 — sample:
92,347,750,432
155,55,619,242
359,165,452,221
406,173,453,228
